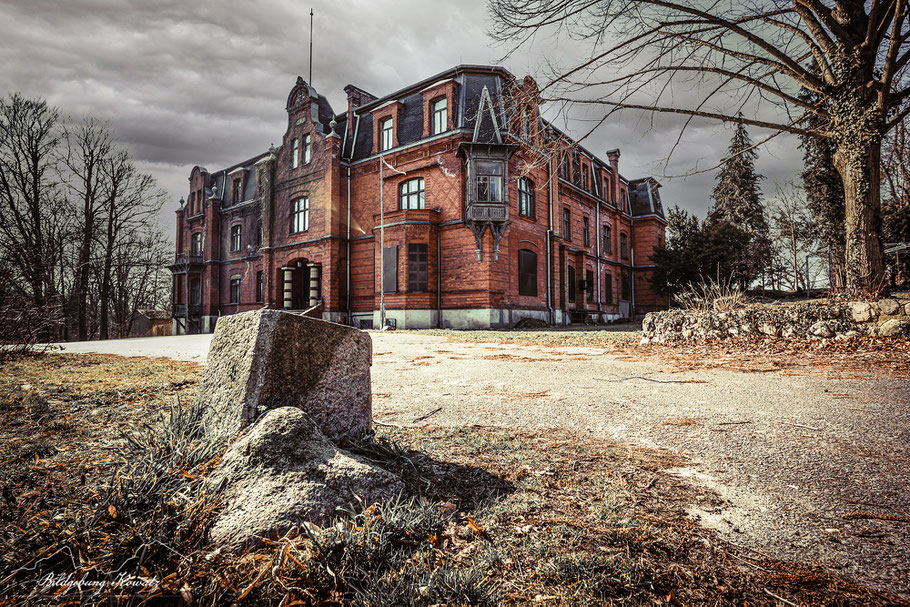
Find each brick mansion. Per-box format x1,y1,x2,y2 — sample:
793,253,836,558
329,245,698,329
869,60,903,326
170,65,668,333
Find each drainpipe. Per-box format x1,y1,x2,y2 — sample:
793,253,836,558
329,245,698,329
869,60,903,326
630,248,636,318
379,155,385,328
436,230,442,328
546,156,555,325
596,201,602,317
346,166,352,323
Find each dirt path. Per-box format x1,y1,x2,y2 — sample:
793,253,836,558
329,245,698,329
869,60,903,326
58,331,910,596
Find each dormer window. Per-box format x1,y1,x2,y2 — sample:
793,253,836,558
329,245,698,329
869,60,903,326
380,118,393,151
475,160,503,202
582,164,590,191
432,98,447,135
292,138,299,169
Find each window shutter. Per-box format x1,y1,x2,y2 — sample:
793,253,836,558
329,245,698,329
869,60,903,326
382,245,398,293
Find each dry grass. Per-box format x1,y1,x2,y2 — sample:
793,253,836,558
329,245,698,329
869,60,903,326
1,354,906,605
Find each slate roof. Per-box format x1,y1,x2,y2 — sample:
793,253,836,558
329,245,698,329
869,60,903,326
629,178,665,218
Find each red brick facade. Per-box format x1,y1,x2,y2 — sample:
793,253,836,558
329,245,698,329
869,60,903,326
170,66,667,333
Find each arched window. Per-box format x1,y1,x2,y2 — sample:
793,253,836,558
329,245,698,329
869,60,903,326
517,177,534,217
399,178,425,210
518,249,538,297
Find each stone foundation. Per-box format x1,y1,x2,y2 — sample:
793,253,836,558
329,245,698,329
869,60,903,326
641,297,910,344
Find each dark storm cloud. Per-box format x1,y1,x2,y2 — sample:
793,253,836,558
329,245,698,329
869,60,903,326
0,0,804,235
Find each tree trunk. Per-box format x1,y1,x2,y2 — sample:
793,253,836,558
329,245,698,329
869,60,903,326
833,140,885,293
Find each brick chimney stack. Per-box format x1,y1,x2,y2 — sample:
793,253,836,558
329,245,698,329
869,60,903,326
344,85,378,128
606,148,620,204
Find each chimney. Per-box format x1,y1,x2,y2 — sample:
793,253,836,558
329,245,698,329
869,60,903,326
344,84,378,126
606,148,620,204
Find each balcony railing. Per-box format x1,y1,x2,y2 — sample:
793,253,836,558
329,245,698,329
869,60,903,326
174,253,203,265
173,304,202,318
467,203,508,222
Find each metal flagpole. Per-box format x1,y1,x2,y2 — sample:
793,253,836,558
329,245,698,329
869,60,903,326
309,9,314,86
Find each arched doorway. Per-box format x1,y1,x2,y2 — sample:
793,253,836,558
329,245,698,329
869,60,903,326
280,259,321,310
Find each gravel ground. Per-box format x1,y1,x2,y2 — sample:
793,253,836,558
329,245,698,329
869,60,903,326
57,330,910,596
370,332,910,597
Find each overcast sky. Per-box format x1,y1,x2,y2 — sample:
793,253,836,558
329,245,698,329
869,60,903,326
0,0,804,236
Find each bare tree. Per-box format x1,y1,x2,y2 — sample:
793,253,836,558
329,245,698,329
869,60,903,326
768,182,817,291
96,150,166,339
0,94,68,341
61,117,113,340
489,0,910,292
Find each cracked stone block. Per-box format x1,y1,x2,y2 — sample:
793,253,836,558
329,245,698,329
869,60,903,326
198,309,372,440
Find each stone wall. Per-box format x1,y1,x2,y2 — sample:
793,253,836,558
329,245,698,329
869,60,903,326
640,297,910,344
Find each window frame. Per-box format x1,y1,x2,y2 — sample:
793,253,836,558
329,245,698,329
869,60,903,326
562,208,571,241
399,177,425,210
230,224,242,252
232,179,243,204
582,216,590,247
604,272,613,304
407,243,429,292
567,265,576,302
229,275,241,304
191,233,203,256
620,232,628,259
292,138,299,169
602,225,613,254
474,160,504,203
291,196,310,234
517,177,535,218
518,249,538,297
431,97,447,135
380,117,394,151
256,270,264,303
302,134,311,164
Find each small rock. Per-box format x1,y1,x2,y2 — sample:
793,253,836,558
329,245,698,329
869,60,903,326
808,321,835,339
878,319,909,337
877,298,900,315
849,301,874,323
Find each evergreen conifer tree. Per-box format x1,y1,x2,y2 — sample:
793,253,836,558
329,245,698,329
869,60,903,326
706,122,771,284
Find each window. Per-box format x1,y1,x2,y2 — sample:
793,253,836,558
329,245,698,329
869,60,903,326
432,98,447,135
191,233,202,256
518,249,537,296
302,134,311,164
190,277,201,306
586,269,594,302
602,225,612,254
407,243,428,292
256,271,263,302
582,217,590,247
475,161,503,202
517,177,534,217
592,169,601,198
382,245,397,293
560,153,570,179
380,118,393,151
291,197,309,233
620,232,628,259
621,269,632,301
567,265,576,302
604,272,613,304
256,220,263,247
292,138,299,169
582,164,589,191
571,154,581,186
232,179,243,204
230,225,242,252
399,178,425,210
562,208,571,240
229,275,241,304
